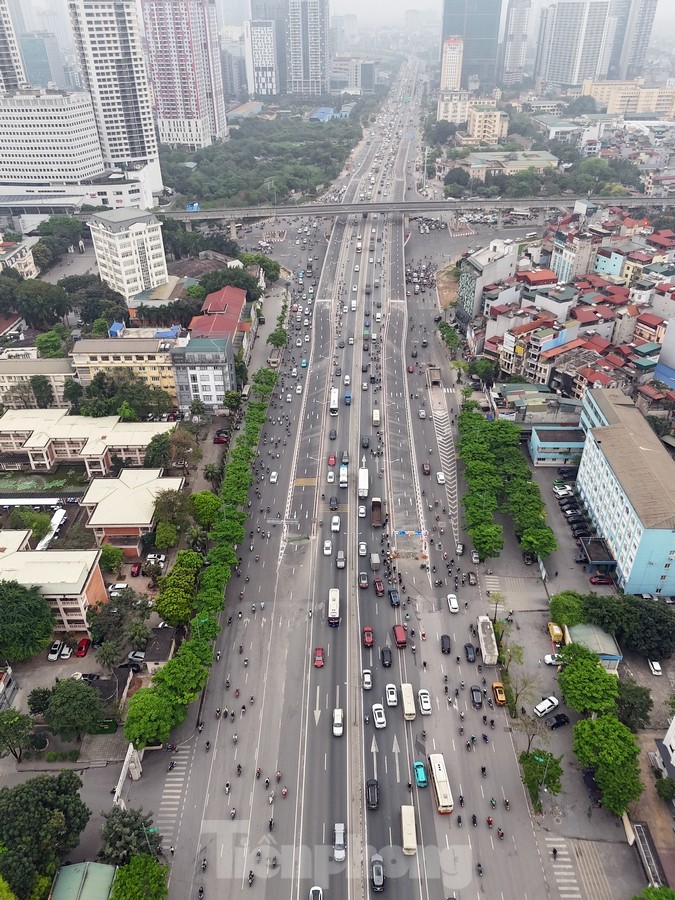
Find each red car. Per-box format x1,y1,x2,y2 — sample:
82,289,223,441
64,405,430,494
590,575,613,585
314,647,324,668
75,638,91,658
359,572,369,589
130,562,142,577
362,626,374,648
328,453,336,466
373,577,385,596
213,435,227,444
407,365,414,373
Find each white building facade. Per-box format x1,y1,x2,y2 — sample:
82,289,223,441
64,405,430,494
0,0,26,92
244,19,279,96
88,210,168,304
287,0,329,95
440,36,463,92
501,0,530,84
535,0,615,87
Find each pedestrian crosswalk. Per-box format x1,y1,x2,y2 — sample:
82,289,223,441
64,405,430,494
155,748,191,845
545,839,583,899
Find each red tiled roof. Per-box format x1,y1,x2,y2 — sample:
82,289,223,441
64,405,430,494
516,269,557,285
639,384,666,401
603,353,627,368
572,308,600,324
627,251,653,263
637,312,665,327
577,367,614,386
189,313,237,339
202,285,246,315
540,338,587,359
584,335,612,352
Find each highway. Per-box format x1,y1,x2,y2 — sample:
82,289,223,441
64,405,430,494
169,59,562,900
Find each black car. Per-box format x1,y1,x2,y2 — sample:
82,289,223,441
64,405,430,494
329,496,338,511
574,556,587,564
421,339,428,348
329,428,337,440
440,634,451,654
567,516,585,525
381,646,392,667
522,551,535,566
411,349,418,358
362,363,369,372
582,767,602,805
361,436,370,449
338,340,345,348
118,661,141,673
388,588,400,608
433,315,442,323
366,778,379,810
470,685,483,709
559,499,578,508
558,466,578,476
545,713,570,729
82,673,101,682
464,643,476,663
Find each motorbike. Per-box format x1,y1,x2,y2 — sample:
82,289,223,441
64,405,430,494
477,863,483,877
201,859,207,871
457,815,462,827
230,808,236,819
471,815,477,827
497,829,504,840
168,761,175,771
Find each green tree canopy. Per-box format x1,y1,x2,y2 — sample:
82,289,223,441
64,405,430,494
550,590,586,627
190,490,222,528
44,677,103,740
558,656,619,715
573,715,643,815
100,807,162,866
0,710,33,762
7,506,52,541
110,854,169,900
616,679,653,733
35,331,64,358
29,374,56,408
144,432,171,468
99,544,125,574
124,688,185,748
80,370,172,420
0,581,54,661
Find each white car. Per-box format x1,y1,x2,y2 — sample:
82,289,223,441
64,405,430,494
146,554,166,565
447,593,459,613
295,338,302,348
533,696,559,718
471,550,480,565
418,689,432,715
344,374,351,386
362,382,368,391
352,285,357,292
363,669,373,690
331,515,341,532
333,708,344,737
323,539,333,556
544,654,563,666
270,471,278,484
358,541,367,557
436,472,446,485
553,485,573,498
286,393,292,403
108,582,128,594
295,384,302,394
354,264,360,271
372,703,386,729
648,659,662,676
358,505,366,518
47,640,63,661
327,471,335,484
385,684,398,706
304,334,310,343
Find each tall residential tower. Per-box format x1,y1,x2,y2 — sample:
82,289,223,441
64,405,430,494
535,0,616,88
141,0,227,149
608,0,658,80
0,0,27,91
441,0,502,89
287,0,330,95
501,0,531,85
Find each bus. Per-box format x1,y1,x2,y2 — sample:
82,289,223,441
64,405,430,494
240,384,251,401
427,753,454,814
401,805,417,855
328,588,340,627
329,388,339,417
400,683,416,721
525,231,537,240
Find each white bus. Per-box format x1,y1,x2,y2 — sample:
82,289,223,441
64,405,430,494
372,408,381,427
427,753,454,814
240,384,251,401
328,588,340,627
401,805,417,855
329,388,339,417
400,683,416,721
525,231,537,240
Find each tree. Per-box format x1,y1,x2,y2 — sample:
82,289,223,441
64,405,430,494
63,378,84,412
0,581,54,662
100,807,163,866
469,522,504,559
520,526,558,559
99,544,125,574
512,713,549,754
44,678,103,740
632,888,675,900
80,370,172,420
124,688,185,748
223,391,242,412
266,327,288,349
35,331,63,358
155,522,178,550
573,715,643,815
559,656,618,715
187,526,208,553
110,855,169,900
202,463,222,489
27,687,52,716
14,280,71,329
0,771,90,898
550,590,586,627
144,432,171,468
565,95,598,116
28,374,55,409
0,710,33,762
168,429,201,468
189,398,208,419
92,317,109,336
96,640,123,672
118,399,138,422
154,489,192,529
616,679,653,733
655,778,675,804
7,506,52,540
190,490,221,528
126,620,151,652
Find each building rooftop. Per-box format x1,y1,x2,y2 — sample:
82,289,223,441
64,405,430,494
51,861,116,900
0,358,73,375
0,531,100,594
72,338,177,355
89,209,159,231
81,469,184,527
589,389,675,529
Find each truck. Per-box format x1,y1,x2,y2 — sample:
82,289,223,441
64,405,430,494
477,615,498,666
371,497,383,527
358,467,369,499
426,365,441,388
370,552,381,571
339,465,348,489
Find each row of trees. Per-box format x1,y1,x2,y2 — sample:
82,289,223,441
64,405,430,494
457,406,557,560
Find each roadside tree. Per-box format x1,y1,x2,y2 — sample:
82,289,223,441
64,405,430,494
0,581,54,661
44,678,103,740
27,687,53,716
153,489,192,529
124,688,184,748
616,679,654,733
100,807,162,866
190,490,221,528
0,710,33,762
559,656,618,715
110,855,168,900
549,590,586,627
155,522,178,550
573,715,643,815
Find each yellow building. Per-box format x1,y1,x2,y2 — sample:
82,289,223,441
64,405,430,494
70,337,178,401
581,79,675,119
466,106,509,144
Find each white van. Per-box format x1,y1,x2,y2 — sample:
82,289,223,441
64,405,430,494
351,298,357,311
375,312,381,323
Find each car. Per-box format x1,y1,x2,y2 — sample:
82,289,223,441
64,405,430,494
314,647,324,668
358,541,367,557
304,334,310,342
362,382,368,391
381,646,392,667
326,471,335,484
366,778,379,809
582,767,602,805
130,562,142,577
75,638,91,658
146,554,166,565
572,529,592,539
411,348,418,358
329,428,337,441
522,551,535,566
385,587,399,607
361,436,370,449
118,661,141,672
108,582,128,594
333,822,346,863
492,681,506,705
82,673,101,683
418,689,432,715
358,505,366,518
327,453,337,466
545,713,570,730
332,708,344,737
344,374,351,386
447,593,459,614
48,640,64,661
421,462,430,476
352,285,357,292
328,495,339,511
471,550,480,565
286,393,293,402
127,650,146,665
440,634,451,654
301,358,308,368
413,760,428,787
467,571,477,586
374,577,384,596
372,703,386,729
269,471,279,485
544,654,563,666
361,666,374,690
564,507,582,517
436,472,445,485
456,542,464,556
359,572,369,589
323,539,333,556
470,685,483,708
407,364,414,373
213,434,227,444
590,575,613,585
553,485,573,498
331,515,340,532
354,264,360,271
464,643,476,663
533,696,559,717
648,659,662,676
296,383,302,394
362,626,374,647
370,854,385,892
385,683,398,706
295,339,302,348
421,339,428,348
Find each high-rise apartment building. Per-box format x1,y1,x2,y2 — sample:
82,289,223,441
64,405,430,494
251,0,287,94
501,0,530,84
535,0,615,88
0,0,27,91
441,0,502,89
287,0,330,95
141,0,227,150
68,0,162,193
88,210,168,304
607,0,657,80
440,36,463,92
222,33,247,99
19,31,67,88
244,20,280,95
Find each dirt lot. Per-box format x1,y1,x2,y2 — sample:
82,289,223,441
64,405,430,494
436,264,459,311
